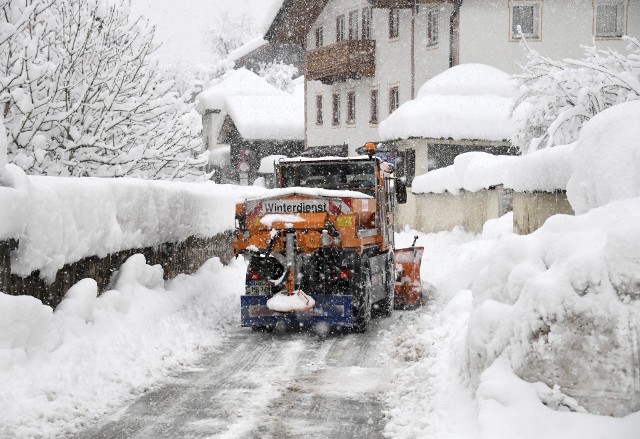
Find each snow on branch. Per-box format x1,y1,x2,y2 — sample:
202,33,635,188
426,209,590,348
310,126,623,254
0,0,207,179
512,37,640,154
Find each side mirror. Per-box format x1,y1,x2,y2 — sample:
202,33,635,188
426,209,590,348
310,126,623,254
395,178,407,204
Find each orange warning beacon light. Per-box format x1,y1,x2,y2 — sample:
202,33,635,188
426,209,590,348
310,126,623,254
365,142,376,158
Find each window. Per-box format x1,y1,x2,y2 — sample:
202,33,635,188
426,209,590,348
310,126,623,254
389,86,399,114
370,89,379,124
427,10,439,46
316,95,323,125
332,93,341,125
511,1,541,39
595,1,626,38
349,10,359,40
336,15,345,42
362,7,372,40
315,27,323,48
389,8,400,39
347,91,356,124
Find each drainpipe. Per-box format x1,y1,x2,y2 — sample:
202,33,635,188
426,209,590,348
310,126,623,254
449,0,463,68
411,0,416,99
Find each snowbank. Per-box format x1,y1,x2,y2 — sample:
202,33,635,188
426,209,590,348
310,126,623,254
385,224,640,437
467,198,640,416
379,64,519,142
0,254,247,438
567,100,640,214
0,169,260,281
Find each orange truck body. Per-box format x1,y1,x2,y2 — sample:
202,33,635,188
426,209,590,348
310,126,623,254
233,154,420,331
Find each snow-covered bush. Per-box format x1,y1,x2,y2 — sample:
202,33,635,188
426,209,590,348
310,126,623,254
513,37,640,154
258,62,299,93
567,100,640,214
0,0,207,179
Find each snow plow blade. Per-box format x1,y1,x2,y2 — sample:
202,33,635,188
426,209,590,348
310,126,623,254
241,295,353,328
394,239,425,309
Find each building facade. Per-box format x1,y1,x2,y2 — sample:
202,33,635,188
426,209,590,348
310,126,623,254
301,0,639,154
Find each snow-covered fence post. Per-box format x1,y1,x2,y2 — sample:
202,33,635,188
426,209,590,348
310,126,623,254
0,239,18,294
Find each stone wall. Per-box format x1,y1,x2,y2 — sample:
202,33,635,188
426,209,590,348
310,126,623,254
398,188,575,236
397,186,512,234
512,191,575,235
0,232,234,308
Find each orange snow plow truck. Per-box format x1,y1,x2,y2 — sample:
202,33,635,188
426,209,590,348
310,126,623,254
233,144,421,332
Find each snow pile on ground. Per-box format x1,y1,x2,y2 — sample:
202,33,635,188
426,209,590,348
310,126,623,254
567,100,640,214
385,221,640,437
412,143,575,194
0,167,260,280
379,64,519,142
0,254,247,438
467,199,640,417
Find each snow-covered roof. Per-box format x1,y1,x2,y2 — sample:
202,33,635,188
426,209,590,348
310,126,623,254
225,92,304,141
195,68,285,114
379,64,519,142
209,145,231,167
259,155,287,173
227,37,269,62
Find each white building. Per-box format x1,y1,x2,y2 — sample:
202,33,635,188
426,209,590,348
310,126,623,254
262,0,639,154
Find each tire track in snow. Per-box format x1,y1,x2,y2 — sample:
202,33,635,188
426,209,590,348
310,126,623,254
77,320,394,439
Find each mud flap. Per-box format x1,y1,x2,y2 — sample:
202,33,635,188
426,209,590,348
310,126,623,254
241,295,353,328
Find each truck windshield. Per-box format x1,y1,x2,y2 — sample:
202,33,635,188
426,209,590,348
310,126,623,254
280,161,377,195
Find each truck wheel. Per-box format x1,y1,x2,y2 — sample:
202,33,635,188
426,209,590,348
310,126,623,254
352,260,372,333
378,253,395,317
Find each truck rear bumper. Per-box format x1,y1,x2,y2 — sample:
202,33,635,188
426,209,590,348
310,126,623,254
241,295,353,328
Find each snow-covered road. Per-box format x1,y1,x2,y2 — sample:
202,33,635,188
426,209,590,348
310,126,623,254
79,321,396,439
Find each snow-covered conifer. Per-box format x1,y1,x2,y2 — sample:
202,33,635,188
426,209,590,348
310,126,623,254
513,37,640,154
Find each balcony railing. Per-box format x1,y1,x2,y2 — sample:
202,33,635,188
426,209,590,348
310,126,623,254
306,40,376,84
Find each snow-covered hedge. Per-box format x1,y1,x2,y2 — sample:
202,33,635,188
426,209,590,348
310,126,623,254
567,100,640,214
411,145,574,195
0,165,263,281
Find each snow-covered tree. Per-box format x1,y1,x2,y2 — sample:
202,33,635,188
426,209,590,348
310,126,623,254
204,12,258,62
512,37,640,154
0,0,208,179
258,61,299,93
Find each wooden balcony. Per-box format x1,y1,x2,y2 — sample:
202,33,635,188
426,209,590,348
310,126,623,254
368,0,453,7
306,40,376,84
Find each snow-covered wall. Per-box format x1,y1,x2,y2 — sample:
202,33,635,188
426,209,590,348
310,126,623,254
0,165,262,281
